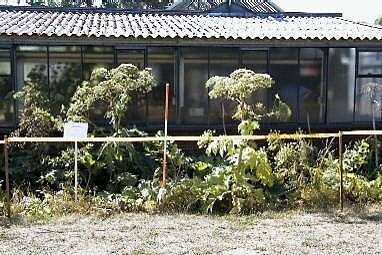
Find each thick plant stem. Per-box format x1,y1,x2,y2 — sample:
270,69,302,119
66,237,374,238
221,101,227,135
372,102,379,169
236,100,246,182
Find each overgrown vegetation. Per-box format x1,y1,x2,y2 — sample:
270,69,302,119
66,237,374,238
1,67,381,219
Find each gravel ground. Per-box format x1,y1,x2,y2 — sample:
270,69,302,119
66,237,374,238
0,209,381,255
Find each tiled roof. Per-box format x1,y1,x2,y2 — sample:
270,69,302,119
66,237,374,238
0,8,381,41
168,0,282,13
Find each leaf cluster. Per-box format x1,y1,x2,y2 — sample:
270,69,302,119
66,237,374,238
66,64,156,132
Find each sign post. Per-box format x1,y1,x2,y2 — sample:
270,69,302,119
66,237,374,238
63,122,88,201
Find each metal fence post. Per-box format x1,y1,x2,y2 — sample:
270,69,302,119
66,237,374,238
4,135,10,218
74,140,78,201
338,131,344,211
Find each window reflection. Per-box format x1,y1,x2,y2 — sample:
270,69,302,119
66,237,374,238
49,46,81,115
180,48,209,124
299,48,325,123
16,46,48,121
269,48,298,122
355,78,382,121
356,50,382,122
147,47,176,124
0,49,14,126
358,51,382,76
16,46,48,95
327,48,355,122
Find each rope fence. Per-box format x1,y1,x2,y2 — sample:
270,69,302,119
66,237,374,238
2,130,381,217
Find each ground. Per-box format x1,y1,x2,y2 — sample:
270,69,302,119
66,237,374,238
0,207,381,255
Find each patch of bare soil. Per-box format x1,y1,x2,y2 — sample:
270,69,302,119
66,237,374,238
0,209,381,255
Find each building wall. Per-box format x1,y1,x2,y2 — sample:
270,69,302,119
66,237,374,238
1,44,382,133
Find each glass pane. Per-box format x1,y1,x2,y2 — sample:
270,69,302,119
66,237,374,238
358,51,382,75
242,50,267,73
83,46,114,80
147,47,176,124
16,46,48,121
269,48,299,122
242,50,268,114
299,48,325,123
117,49,145,68
83,46,114,125
355,78,382,121
209,48,239,125
327,48,355,122
0,49,14,126
117,49,146,125
16,46,48,94
0,50,11,75
49,46,82,115
180,48,208,124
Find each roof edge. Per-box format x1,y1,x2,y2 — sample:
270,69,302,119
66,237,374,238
0,5,343,18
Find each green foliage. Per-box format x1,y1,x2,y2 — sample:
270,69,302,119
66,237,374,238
344,139,370,172
206,69,273,102
7,63,382,218
13,81,60,137
67,64,156,132
206,68,291,123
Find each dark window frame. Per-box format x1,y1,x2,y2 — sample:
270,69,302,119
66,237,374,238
354,48,382,123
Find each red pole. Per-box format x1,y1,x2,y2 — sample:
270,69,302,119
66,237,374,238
162,83,170,187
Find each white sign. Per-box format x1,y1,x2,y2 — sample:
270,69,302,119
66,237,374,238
63,122,88,139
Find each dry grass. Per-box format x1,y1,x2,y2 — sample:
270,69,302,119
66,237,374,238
0,204,381,255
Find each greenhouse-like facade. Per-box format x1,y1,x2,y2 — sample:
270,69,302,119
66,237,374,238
0,0,381,132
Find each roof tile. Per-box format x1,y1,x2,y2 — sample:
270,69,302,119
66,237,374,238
0,9,381,41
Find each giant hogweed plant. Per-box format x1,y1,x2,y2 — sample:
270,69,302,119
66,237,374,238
65,64,157,188
66,64,156,133
190,69,292,213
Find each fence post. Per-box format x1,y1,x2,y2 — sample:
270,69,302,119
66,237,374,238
162,83,170,187
4,135,10,218
338,131,344,211
74,140,78,201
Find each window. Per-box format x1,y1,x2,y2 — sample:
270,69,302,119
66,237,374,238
241,50,267,73
269,48,299,122
117,49,146,125
179,48,209,124
241,50,269,115
0,49,14,126
49,46,82,115
355,50,382,121
298,48,325,123
327,48,355,122
16,46,49,120
147,47,176,124
82,47,114,80
16,46,48,95
358,51,382,75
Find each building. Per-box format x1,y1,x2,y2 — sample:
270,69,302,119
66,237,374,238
0,0,381,133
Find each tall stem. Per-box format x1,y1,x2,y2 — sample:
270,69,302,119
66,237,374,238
236,100,245,182
372,102,379,169
221,101,227,135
